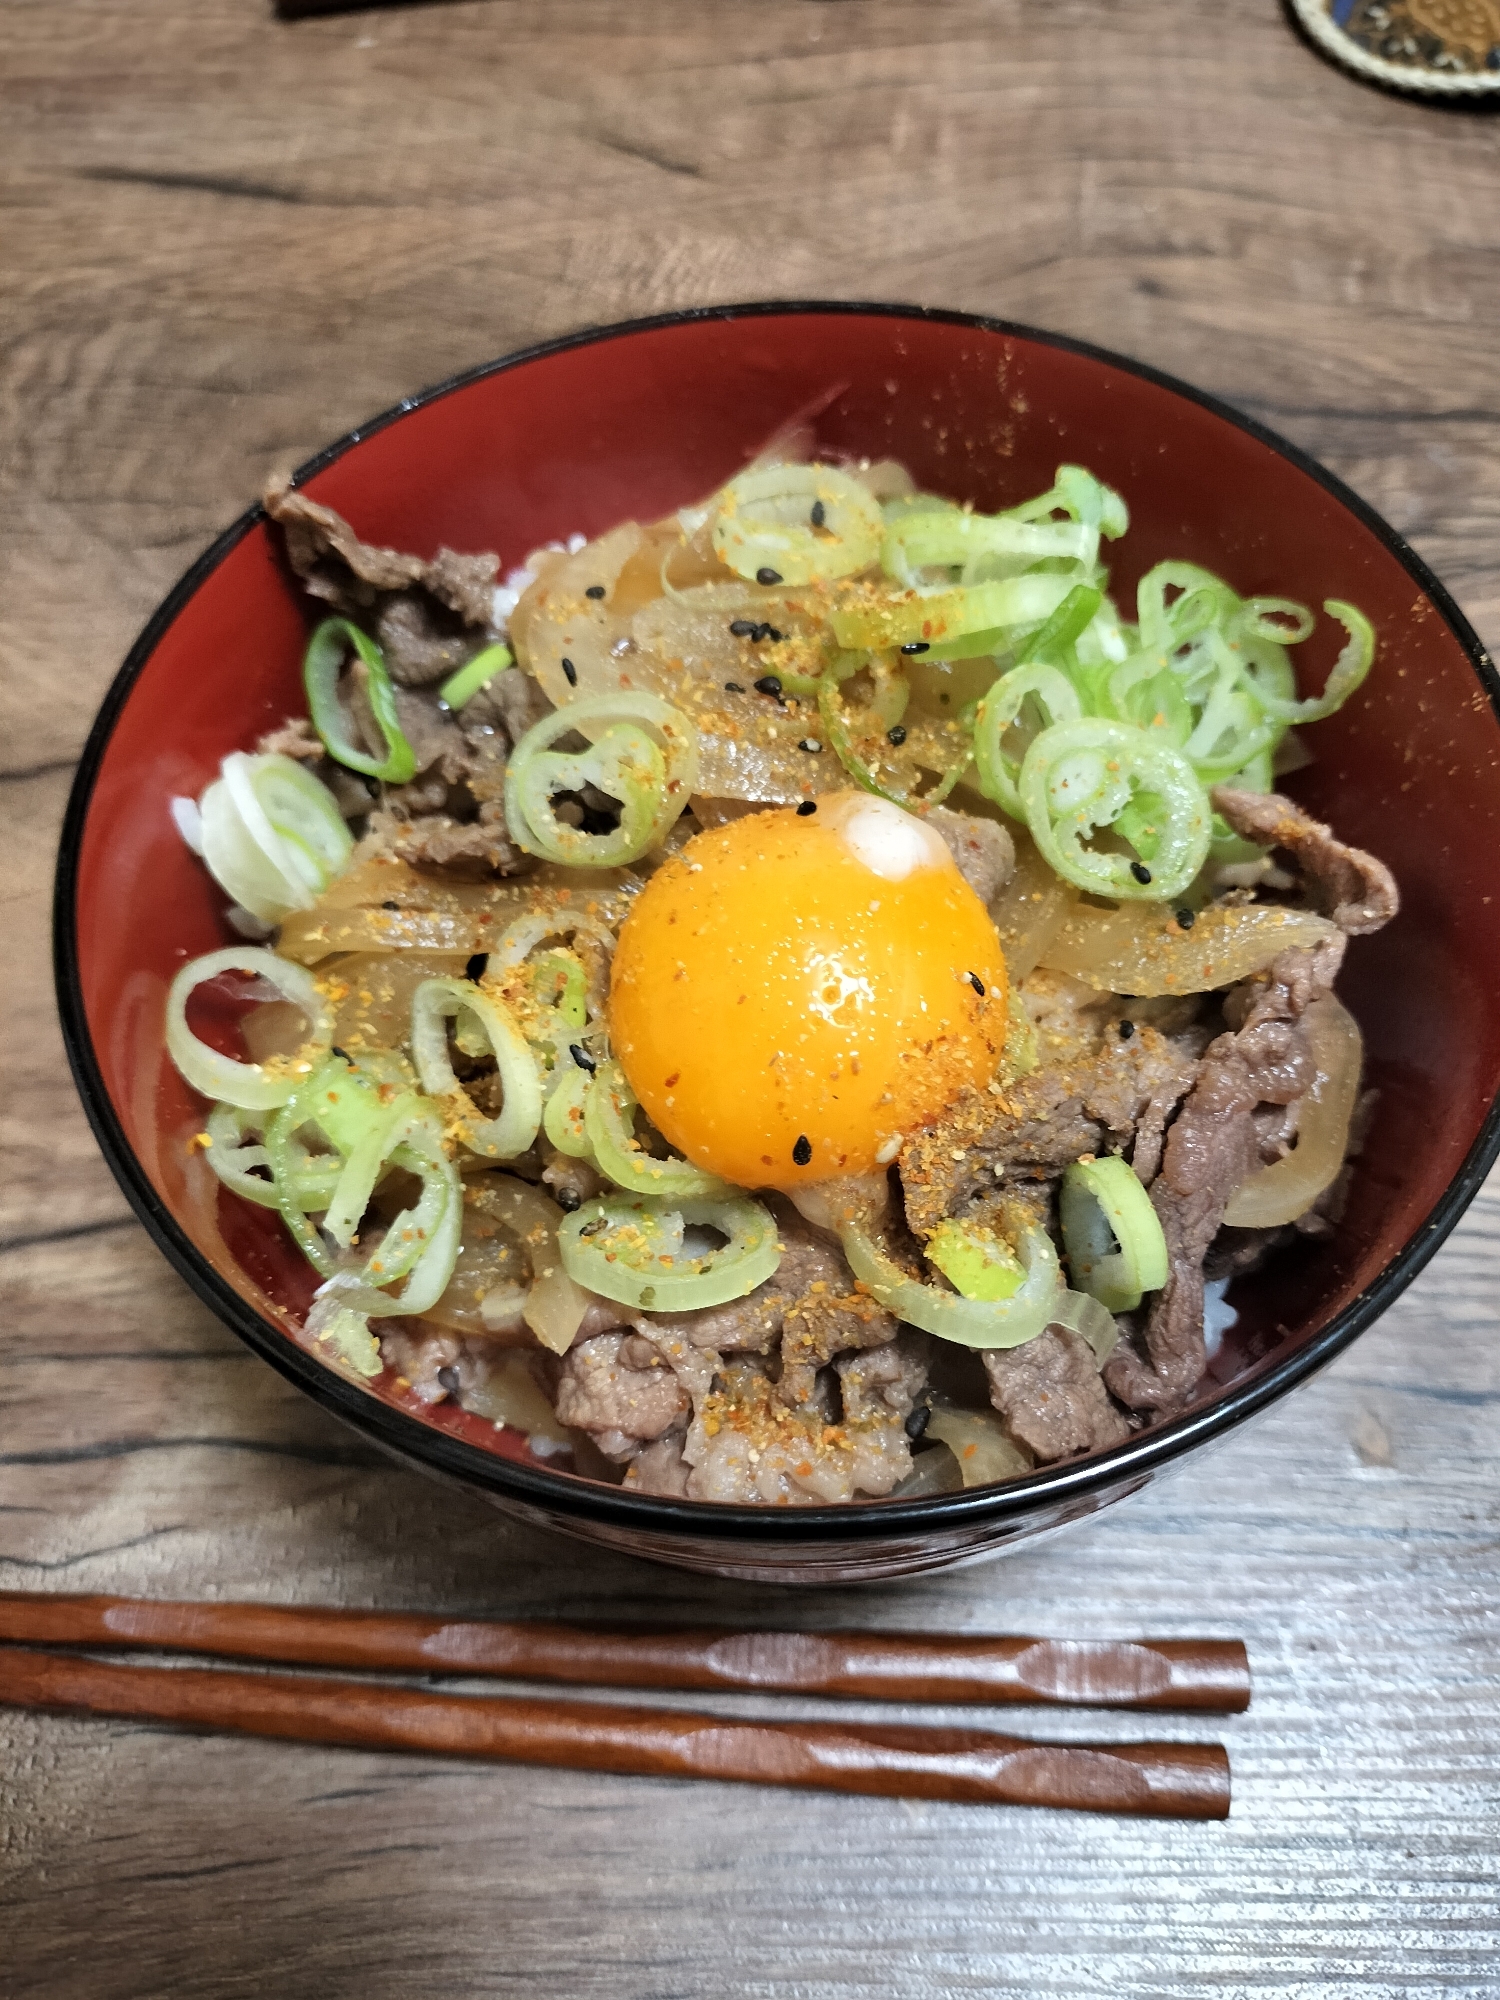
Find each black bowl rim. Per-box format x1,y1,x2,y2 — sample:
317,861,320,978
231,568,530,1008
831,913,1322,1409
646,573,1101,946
53,298,1500,1545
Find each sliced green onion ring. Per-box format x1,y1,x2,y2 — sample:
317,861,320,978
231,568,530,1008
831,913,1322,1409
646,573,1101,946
504,692,697,867
839,1206,1063,1350
973,663,1082,819
300,1113,463,1317
222,752,350,889
365,1121,463,1311
1019,717,1210,903
1135,562,1236,655
560,1192,781,1311
924,1219,1025,1302
166,947,334,1110
583,1059,732,1201
1102,651,1195,748
1014,583,1104,667
493,909,619,1022
303,617,418,783
882,508,1094,588
817,673,967,809
1177,636,1280,781
528,950,589,1032
293,1050,419,1156
1233,598,1316,647
543,1062,593,1158
197,753,353,924
438,642,513,712
712,464,883,585
410,978,542,1159
259,1054,420,1271
1052,464,1130,539
1059,1156,1168,1315
203,1103,342,1212
830,573,1074,655
1255,600,1374,725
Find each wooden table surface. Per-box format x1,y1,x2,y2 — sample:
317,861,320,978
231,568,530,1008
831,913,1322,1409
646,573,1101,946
5,2,1500,1993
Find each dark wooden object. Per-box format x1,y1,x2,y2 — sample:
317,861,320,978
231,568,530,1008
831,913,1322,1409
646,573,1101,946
0,1592,1251,1711
0,1648,1231,1818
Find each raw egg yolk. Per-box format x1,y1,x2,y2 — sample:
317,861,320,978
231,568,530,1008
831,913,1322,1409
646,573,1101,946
608,793,1008,1188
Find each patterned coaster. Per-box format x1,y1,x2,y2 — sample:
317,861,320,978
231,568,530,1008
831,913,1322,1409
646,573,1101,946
1288,0,1500,95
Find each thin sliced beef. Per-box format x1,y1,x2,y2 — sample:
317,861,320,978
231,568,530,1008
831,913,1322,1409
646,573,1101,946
623,1432,692,1497
984,1329,1130,1462
254,715,373,818
539,1147,603,1209
261,482,532,874
364,805,526,876
264,477,500,686
1105,938,1342,1413
379,1322,463,1404
265,477,426,604
423,547,506,630
376,594,479,686
900,1026,1199,1242
554,1330,691,1461
679,1345,921,1505
928,808,1015,904
1211,787,1399,935
644,1209,895,1399
780,1285,898,1411
389,684,468,776
469,664,553,741
838,1331,930,1429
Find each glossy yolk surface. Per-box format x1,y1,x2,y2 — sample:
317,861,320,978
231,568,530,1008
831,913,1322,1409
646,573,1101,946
608,794,1008,1188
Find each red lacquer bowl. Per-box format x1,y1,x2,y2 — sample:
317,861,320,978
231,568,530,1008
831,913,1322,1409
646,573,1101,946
54,304,1500,1583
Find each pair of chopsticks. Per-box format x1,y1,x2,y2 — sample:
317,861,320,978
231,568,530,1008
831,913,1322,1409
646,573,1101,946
0,1592,1245,1818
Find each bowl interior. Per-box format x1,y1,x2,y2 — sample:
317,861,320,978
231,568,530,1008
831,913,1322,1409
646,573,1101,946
66,306,1500,1498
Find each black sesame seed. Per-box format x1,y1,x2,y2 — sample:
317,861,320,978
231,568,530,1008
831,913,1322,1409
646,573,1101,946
569,1043,597,1074
754,674,783,698
465,953,488,981
810,499,826,528
799,737,822,754
1175,907,1196,930
330,1046,353,1065
561,657,578,687
756,567,783,586
887,724,908,747
1118,1018,1136,1040
585,584,606,600
792,1134,813,1167
904,1403,931,1441
437,1365,462,1396
762,625,783,644
796,800,818,816
729,619,757,638
1130,860,1153,884
724,681,745,694
900,640,930,656
555,1186,582,1213
381,899,400,912
968,972,985,996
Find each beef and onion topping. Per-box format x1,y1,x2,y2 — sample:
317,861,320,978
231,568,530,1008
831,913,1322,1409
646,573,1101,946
165,454,1396,1504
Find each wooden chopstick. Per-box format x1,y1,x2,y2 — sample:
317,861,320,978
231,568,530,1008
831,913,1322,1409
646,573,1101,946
0,1647,1230,1818
0,1592,1250,1712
